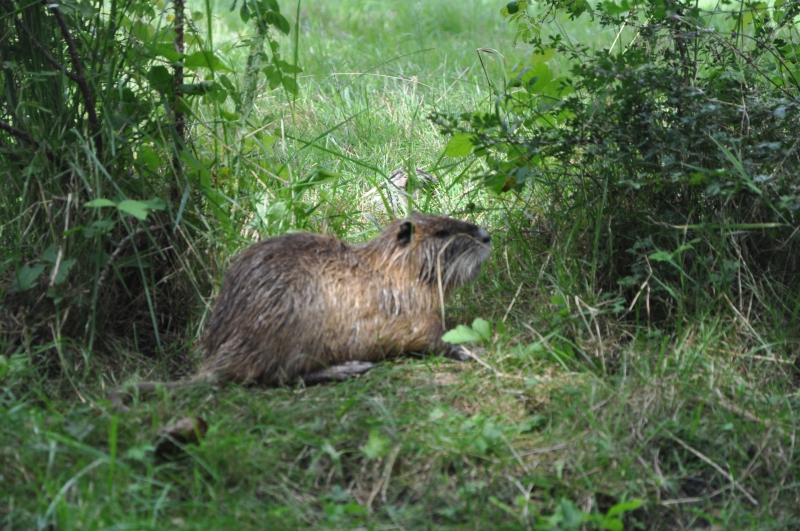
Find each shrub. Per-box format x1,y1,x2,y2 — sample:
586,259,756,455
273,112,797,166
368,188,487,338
434,0,800,324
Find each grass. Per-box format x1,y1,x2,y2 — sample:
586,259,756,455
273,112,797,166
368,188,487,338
3,0,800,529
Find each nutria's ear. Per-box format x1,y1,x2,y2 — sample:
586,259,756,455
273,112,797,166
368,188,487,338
397,220,413,245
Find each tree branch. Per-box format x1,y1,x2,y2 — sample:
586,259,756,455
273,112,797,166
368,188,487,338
48,3,104,158
0,118,57,162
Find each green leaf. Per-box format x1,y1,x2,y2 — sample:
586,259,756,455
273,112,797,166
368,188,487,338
9,264,46,292
130,21,156,43
220,109,240,121
600,518,623,531
116,200,150,220
52,259,77,285
179,82,215,95
265,11,290,34
282,76,298,95
606,499,643,518
501,0,526,18
147,65,173,94
152,43,183,62
42,243,59,263
442,324,482,344
265,66,282,89
472,318,492,340
278,61,302,74
85,198,116,208
83,219,115,238
219,74,236,92
530,47,555,64
648,250,673,262
523,62,554,93
444,134,475,157
600,0,632,16
361,429,390,459
142,198,166,211
184,51,230,72
139,146,162,172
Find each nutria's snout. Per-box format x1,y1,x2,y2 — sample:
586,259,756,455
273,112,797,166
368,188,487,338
477,227,492,246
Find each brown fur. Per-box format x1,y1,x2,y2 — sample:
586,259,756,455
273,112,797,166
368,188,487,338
110,212,491,407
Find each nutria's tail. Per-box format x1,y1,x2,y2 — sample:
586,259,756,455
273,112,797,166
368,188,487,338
109,374,213,412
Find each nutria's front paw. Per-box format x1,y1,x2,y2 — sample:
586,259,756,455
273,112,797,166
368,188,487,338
445,345,472,361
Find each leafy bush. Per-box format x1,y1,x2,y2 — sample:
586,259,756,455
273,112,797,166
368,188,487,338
435,0,800,323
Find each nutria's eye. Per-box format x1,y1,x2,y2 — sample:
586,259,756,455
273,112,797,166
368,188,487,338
434,230,451,238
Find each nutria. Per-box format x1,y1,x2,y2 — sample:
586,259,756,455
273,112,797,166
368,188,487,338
110,212,491,408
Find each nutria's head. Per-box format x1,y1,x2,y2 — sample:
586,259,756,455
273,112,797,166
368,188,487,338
370,212,492,295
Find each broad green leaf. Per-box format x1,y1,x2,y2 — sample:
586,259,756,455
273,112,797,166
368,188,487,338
130,21,156,43
442,324,481,344
42,243,59,263
83,219,115,238
265,11,290,34
184,51,230,72
116,200,150,220
139,146,162,171
472,318,492,340
444,134,475,157
52,259,77,285
600,0,632,16
648,250,673,262
152,43,183,62
142,198,166,211
278,61,302,74
147,65,173,94
265,66,282,89
9,264,46,292
218,74,236,92
501,0,526,18
282,76,298,95
180,82,215,95
524,62,554,93
85,198,116,208
220,109,240,121
530,47,555,65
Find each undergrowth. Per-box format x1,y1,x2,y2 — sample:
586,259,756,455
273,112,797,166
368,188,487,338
2,0,800,529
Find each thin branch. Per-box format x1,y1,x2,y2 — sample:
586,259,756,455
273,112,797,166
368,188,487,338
173,0,185,143
0,118,57,161
48,2,104,158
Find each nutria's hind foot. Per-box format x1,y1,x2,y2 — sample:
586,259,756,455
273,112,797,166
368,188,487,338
301,361,376,385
